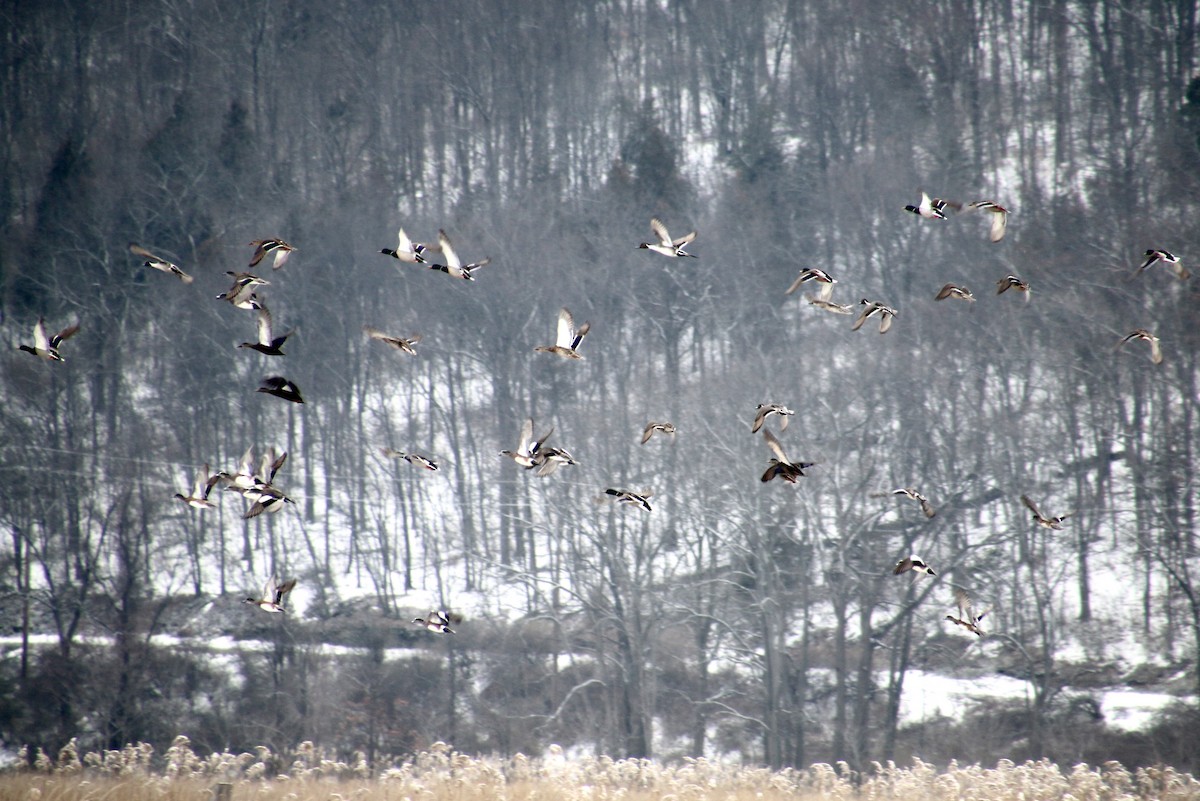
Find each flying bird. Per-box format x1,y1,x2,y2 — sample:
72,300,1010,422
365,327,421,356
1020,495,1071,530
18,318,79,362
786,268,837,300
851,299,897,333
428,229,491,280
533,446,577,476
966,200,1010,242
129,242,193,283
221,446,287,493
218,445,261,492
807,296,855,315
904,191,948,220
889,487,937,518
258,448,289,485
1117,329,1163,365
249,239,296,270
221,447,293,518
238,306,292,356
893,555,937,578
935,283,975,302
946,586,989,636
216,272,269,309
413,610,456,634
500,418,554,469
760,427,815,483
174,464,221,510
244,575,297,613
381,448,439,471
1135,249,1188,280
380,227,439,264
751,403,794,434
535,307,590,359
638,217,698,258
603,488,653,511
641,421,677,444
257,376,305,404
243,485,295,519
995,274,1031,300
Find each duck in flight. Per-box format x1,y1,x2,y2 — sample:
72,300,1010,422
893,555,936,578
946,586,989,636
238,306,292,356
413,610,456,634
760,428,815,483
535,307,590,359
966,200,1010,242
257,376,304,404
219,446,286,494
852,299,897,333
1117,329,1163,365
18,318,79,362
604,488,653,511
381,227,439,264
428,229,491,280
807,296,854,315
244,575,298,613
751,403,794,434
501,418,554,469
639,217,698,258
129,242,193,283
888,487,937,518
1135,249,1188,280
242,485,295,519
1020,495,1071,530
935,283,975,302
365,327,421,356
995,274,1031,301
904,191,948,220
786,268,836,299
641,421,677,444
249,238,296,270
381,448,439,471
175,464,221,510
217,272,268,309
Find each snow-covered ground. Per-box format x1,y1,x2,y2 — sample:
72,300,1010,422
899,669,1180,732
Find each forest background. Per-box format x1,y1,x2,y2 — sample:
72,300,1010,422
2,0,1200,775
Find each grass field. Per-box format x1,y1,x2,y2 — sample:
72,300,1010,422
4,738,1200,801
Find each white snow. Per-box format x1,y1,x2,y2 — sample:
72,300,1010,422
898,668,1182,732
1100,689,1179,732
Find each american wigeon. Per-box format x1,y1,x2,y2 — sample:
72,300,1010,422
639,217,698,258
18,318,79,362
244,575,297,613
249,239,296,270
129,242,193,283
257,376,304,403
535,307,590,359
1020,494,1071,529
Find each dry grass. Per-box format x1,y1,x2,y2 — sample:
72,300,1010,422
3,738,1199,801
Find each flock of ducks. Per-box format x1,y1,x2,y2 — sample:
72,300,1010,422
13,198,1183,638
873,190,1180,633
